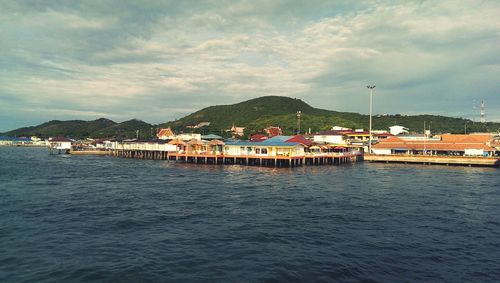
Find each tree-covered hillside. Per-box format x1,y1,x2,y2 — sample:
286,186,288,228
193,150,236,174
160,96,500,135
3,96,499,138
159,96,315,131
3,118,153,139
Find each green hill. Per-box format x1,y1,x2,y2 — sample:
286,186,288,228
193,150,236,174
3,96,500,138
161,96,500,135
3,118,153,139
3,118,115,138
93,119,154,139
160,96,314,130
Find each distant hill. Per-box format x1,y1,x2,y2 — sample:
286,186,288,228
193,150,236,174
160,96,314,128
3,118,153,139
93,119,154,139
3,96,500,138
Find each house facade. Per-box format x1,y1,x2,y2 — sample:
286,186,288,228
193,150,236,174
313,131,345,144
372,134,497,157
176,133,202,141
224,136,306,157
48,137,73,153
0,136,33,146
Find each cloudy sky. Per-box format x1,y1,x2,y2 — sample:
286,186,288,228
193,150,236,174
1,0,499,131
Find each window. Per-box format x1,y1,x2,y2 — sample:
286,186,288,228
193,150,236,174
261,148,268,154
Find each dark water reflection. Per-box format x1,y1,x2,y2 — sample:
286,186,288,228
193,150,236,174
1,147,499,282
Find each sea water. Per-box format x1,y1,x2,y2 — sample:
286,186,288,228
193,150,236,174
1,147,499,282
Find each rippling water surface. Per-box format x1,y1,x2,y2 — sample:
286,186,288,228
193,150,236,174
1,147,499,282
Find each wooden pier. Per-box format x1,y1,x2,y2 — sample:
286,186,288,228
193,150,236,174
112,149,169,160
111,149,363,167
69,149,111,155
365,154,500,167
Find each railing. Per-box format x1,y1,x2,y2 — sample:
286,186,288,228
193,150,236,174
304,152,358,157
370,153,498,159
109,143,176,151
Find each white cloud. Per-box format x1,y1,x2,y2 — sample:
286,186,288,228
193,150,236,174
0,0,499,131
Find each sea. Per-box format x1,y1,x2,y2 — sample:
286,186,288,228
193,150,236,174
1,147,499,282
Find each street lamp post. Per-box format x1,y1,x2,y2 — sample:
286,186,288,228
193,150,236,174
367,84,376,154
424,121,432,155
296,111,302,135
424,121,426,155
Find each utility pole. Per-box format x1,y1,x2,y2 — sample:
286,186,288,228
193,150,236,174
367,84,376,154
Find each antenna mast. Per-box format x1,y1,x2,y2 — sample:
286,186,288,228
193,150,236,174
480,100,486,123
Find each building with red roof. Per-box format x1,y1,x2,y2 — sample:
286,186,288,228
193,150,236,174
285,135,313,147
264,126,283,137
250,134,268,142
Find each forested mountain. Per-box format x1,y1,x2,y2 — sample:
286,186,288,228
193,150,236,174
160,96,499,135
3,118,153,139
3,96,499,138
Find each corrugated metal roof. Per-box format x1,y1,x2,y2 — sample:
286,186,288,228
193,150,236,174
225,140,300,147
374,141,496,151
285,135,314,146
264,136,292,142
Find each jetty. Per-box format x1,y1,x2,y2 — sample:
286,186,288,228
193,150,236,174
365,154,500,167
107,135,364,167
112,150,362,167
166,152,361,167
368,133,500,167
47,130,499,168
69,149,111,155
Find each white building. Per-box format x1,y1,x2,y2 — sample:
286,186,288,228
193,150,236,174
48,137,72,154
389,125,409,136
104,140,177,152
331,126,351,131
224,136,306,157
313,134,344,144
176,133,202,141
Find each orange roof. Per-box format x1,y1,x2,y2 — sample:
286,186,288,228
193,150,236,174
346,132,370,136
157,128,175,138
440,134,492,143
374,137,496,151
168,139,186,146
381,136,405,143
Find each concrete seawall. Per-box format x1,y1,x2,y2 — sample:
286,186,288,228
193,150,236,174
365,154,500,167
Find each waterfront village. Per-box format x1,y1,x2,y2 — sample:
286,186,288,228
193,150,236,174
2,123,500,167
